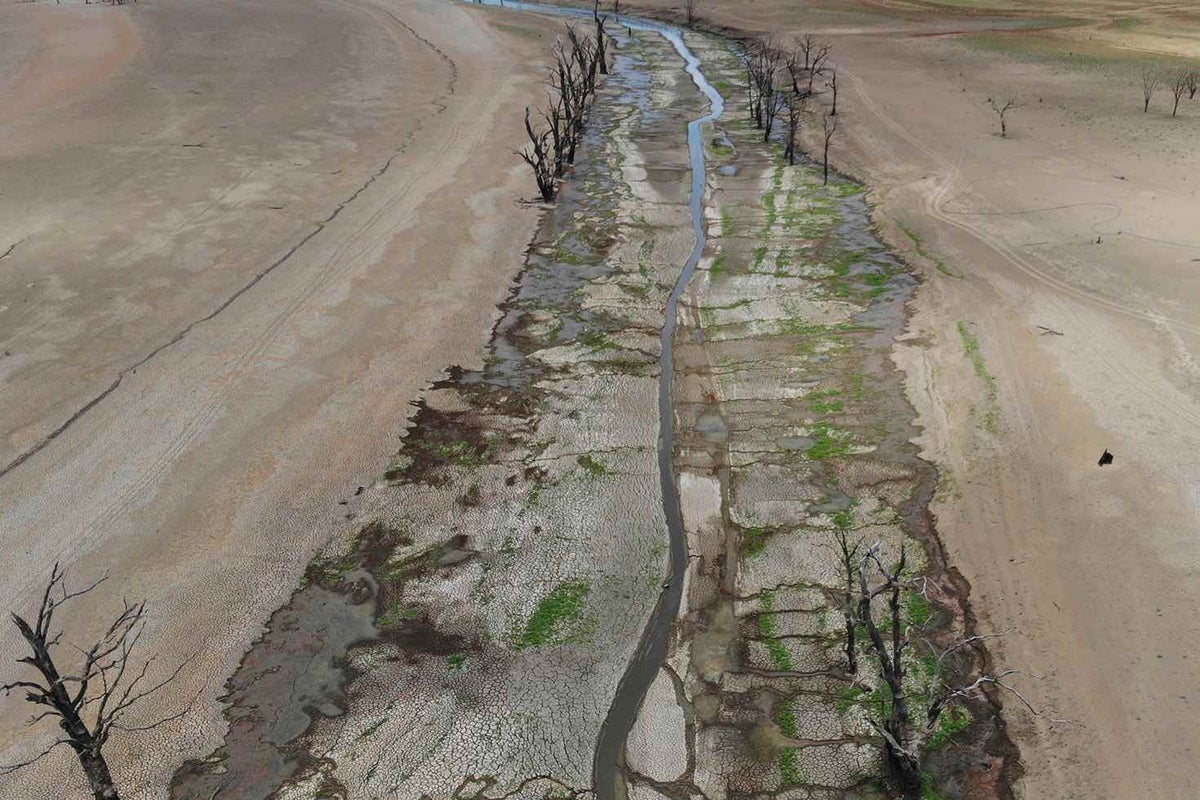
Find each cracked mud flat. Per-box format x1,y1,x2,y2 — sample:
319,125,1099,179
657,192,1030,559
618,35,1018,800
169,14,1014,800
171,26,702,800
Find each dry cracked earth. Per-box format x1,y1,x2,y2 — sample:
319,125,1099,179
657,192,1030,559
166,23,1015,800
4,7,1019,800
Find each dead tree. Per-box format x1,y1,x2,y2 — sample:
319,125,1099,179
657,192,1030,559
988,98,1016,138
858,543,921,799
821,109,838,184
827,68,839,116
782,92,806,165
565,25,598,100
684,0,696,25
763,90,784,144
798,34,817,71
784,47,805,97
2,565,188,800
1186,69,1198,100
594,6,609,76
519,107,557,201
1171,71,1188,117
552,31,594,167
807,43,831,96
542,94,567,178
746,38,782,134
857,543,1046,800
522,22,605,200
831,527,861,674
1141,68,1160,113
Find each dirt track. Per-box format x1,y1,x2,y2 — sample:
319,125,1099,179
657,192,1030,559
0,0,560,795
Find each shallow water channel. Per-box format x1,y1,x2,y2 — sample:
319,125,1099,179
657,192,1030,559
171,5,1011,798
470,4,727,796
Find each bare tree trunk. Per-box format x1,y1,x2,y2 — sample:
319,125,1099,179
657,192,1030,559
832,528,859,674
808,44,830,95
763,92,780,143
821,110,838,185
1142,69,1160,113
1171,72,1187,117
857,545,922,800
3,565,188,799
79,748,119,800
595,13,608,75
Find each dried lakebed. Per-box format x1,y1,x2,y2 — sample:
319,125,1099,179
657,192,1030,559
170,14,1016,800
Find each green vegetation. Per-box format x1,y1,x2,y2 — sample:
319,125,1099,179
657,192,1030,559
358,718,386,739
927,704,971,748
753,246,768,269
578,328,619,352
836,684,868,713
776,698,803,784
849,373,865,401
709,253,727,276
762,193,778,231
805,422,855,460
378,598,419,628
779,748,801,785
742,526,770,556
907,592,933,628
831,507,855,530
922,771,950,800
708,135,735,157
721,209,735,237
956,321,1001,432
898,220,963,279
774,247,792,273
518,581,590,648
758,590,794,671
414,437,492,470
811,399,843,414
577,453,609,476
446,653,467,669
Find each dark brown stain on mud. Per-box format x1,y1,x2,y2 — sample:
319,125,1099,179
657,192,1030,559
168,522,473,799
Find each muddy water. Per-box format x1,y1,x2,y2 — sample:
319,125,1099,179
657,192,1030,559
593,20,723,800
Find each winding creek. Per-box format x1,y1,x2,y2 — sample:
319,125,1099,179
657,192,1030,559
476,7,727,794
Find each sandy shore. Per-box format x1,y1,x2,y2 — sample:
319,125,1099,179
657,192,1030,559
0,0,562,795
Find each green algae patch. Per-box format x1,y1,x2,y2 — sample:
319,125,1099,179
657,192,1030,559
577,453,609,476
927,704,971,748
776,697,803,784
804,422,855,460
758,590,794,671
742,526,770,556
519,581,591,648
779,747,802,785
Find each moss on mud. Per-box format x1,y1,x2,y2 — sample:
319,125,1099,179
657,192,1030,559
518,581,591,649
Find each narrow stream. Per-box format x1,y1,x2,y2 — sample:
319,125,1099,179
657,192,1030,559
475,3,723,796
593,22,722,800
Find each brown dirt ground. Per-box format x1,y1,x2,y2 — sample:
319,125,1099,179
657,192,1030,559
586,0,1200,797
0,0,563,796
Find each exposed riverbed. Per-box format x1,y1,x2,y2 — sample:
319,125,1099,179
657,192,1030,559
169,8,1014,800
